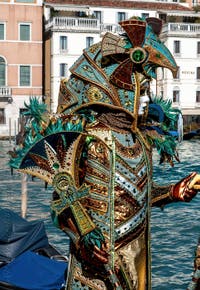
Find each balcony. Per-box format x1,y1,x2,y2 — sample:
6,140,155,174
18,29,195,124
162,22,200,36
46,17,100,32
45,17,122,34
0,87,12,103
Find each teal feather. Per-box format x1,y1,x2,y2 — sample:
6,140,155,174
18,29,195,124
146,96,181,166
81,228,105,250
23,97,48,123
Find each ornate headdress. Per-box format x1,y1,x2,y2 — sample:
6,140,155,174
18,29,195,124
9,17,180,184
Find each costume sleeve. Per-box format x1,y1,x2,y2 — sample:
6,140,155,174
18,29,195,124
151,182,174,208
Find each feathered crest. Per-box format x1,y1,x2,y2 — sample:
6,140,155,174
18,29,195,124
148,96,181,131
145,96,181,166
23,97,48,123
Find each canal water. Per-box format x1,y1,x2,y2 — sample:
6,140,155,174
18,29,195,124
0,139,200,289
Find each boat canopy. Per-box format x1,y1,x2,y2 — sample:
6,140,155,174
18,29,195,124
0,251,67,290
0,208,49,263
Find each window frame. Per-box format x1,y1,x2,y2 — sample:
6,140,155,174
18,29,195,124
86,36,94,48
59,63,68,78
196,90,200,103
173,89,180,103
0,22,5,40
173,40,180,54
59,35,68,52
0,108,6,125
197,67,200,80
15,0,35,3
0,56,6,86
117,12,126,22
173,66,180,80
197,41,200,55
141,13,149,19
93,10,102,23
19,65,31,87
19,23,31,41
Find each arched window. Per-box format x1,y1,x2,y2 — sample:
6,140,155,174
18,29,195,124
0,57,5,86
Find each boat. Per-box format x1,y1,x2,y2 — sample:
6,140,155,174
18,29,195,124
183,129,200,140
0,208,68,290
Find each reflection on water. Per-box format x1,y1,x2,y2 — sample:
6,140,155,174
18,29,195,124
0,139,200,289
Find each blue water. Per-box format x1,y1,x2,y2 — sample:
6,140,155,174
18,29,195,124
0,139,200,289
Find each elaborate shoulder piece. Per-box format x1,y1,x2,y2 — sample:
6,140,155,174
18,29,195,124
9,98,86,186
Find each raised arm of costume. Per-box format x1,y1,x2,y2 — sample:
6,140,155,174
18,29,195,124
151,172,199,207
151,183,173,207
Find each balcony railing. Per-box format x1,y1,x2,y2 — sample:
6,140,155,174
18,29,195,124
0,87,12,103
45,16,122,34
46,17,100,32
0,87,11,96
162,22,200,35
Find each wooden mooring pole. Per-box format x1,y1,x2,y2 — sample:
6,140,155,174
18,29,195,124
21,173,27,218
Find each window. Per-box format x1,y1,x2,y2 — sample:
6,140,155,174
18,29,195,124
86,37,94,48
174,66,180,79
19,108,29,124
20,66,31,86
141,13,149,19
15,0,35,3
77,12,87,17
159,14,167,23
197,67,200,80
160,68,164,79
174,40,180,54
0,23,5,40
197,42,200,54
60,36,68,51
60,63,68,78
20,108,28,116
0,57,5,86
93,11,102,23
196,91,200,102
117,12,126,22
0,108,5,124
19,23,30,41
173,89,180,103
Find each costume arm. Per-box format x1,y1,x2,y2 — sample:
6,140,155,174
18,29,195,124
151,183,173,207
51,189,109,265
151,172,199,208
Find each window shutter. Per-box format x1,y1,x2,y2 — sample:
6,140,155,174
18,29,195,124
20,24,30,41
20,66,30,86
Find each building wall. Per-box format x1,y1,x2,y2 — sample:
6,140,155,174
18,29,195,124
158,23,200,119
44,5,161,112
50,30,101,112
0,2,43,137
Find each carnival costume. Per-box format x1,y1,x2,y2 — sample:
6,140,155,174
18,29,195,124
9,18,199,289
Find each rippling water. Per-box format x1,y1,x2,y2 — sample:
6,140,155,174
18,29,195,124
152,139,200,289
0,139,200,289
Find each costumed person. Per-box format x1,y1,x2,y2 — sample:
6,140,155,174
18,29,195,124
9,18,200,290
